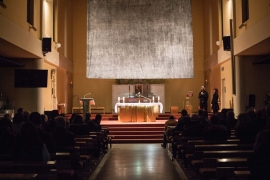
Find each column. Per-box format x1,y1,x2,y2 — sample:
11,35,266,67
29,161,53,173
33,59,44,113
234,56,245,117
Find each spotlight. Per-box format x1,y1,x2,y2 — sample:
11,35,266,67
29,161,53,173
55,43,61,49
216,41,222,46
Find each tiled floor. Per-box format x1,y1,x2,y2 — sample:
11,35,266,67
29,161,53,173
89,144,188,180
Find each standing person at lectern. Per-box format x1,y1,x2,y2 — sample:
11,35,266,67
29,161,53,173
198,85,208,111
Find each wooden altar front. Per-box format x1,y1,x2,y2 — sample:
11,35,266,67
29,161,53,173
115,102,163,122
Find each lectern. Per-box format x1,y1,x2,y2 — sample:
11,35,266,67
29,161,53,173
80,98,93,118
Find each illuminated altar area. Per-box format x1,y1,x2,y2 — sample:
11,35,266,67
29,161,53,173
115,102,163,122
112,84,164,122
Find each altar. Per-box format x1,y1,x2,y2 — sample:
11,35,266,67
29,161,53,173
115,102,163,122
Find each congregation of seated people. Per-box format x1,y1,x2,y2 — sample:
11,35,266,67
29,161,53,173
0,108,108,163
1,106,270,179
165,107,270,179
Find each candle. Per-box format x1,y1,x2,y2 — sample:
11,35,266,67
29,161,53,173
158,96,160,101
118,97,120,102
152,96,154,102
123,97,125,102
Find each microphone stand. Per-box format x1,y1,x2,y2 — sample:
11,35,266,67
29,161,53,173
84,93,91,98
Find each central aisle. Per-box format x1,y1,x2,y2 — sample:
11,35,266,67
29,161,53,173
89,144,188,180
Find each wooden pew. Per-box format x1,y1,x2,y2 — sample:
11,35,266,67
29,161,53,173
201,150,253,159
234,170,250,179
184,143,252,168
192,157,248,170
0,173,38,180
180,139,241,167
0,161,57,180
50,152,80,179
199,167,250,179
196,150,253,179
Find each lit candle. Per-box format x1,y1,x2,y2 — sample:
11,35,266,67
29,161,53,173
152,96,154,102
158,96,160,101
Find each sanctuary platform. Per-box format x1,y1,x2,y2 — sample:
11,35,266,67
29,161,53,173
66,113,181,143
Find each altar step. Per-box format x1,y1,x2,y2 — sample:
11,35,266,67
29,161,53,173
66,113,181,121
102,122,165,143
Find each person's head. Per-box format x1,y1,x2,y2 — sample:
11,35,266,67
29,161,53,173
0,117,12,132
253,129,270,153
203,110,209,119
198,109,204,117
201,86,205,91
50,110,59,121
41,114,48,123
4,113,11,120
13,113,23,124
73,115,84,124
29,112,41,126
210,115,219,125
213,88,218,94
85,113,91,119
216,112,224,121
191,113,199,121
237,112,252,126
256,109,264,119
17,108,24,114
266,108,270,117
226,110,235,119
21,122,38,139
54,116,66,128
94,114,102,124
246,109,257,120
169,115,175,120
23,111,30,119
181,109,188,117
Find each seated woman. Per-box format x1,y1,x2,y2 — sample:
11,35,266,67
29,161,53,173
204,115,229,141
248,129,270,179
235,113,257,143
68,115,89,135
161,115,178,148
13,122,50,161
51,116,75,152
93,114,102,131
0,118,14,156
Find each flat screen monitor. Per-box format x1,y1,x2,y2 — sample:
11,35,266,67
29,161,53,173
14,69,48,88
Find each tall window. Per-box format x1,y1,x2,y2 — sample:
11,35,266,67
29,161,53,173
242,0,249,23
27,0,34,25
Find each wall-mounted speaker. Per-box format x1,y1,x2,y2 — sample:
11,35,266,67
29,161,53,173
222,36,231,51
42,37,51,52
247,94,256,107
